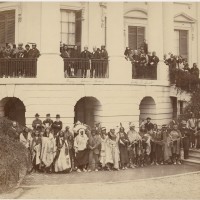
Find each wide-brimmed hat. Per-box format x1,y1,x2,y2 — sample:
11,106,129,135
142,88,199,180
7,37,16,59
35,113,40,117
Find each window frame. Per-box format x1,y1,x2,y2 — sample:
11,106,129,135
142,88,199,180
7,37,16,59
0,7,17,46
60,9,76,46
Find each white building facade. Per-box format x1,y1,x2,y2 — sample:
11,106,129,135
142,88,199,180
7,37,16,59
0,2,198,130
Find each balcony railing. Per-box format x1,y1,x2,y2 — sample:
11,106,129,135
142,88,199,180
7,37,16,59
64,58,109,78
0,58,37,78
132,62,157,80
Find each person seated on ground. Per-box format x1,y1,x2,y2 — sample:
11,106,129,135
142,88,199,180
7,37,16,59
190,63,199,79
29,43,40,58
23,44,31,58
60,44,70,58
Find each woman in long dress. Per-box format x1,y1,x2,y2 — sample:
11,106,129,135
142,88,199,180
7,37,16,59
54,131,71,173
118,127,129,170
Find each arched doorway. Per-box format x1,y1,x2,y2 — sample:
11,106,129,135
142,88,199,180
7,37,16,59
139,96,156,124
74,97,102,128
0,97,26,125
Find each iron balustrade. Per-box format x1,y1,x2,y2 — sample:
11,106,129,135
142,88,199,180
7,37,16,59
132,62,157,80
0,58,37,78
64,58,109,78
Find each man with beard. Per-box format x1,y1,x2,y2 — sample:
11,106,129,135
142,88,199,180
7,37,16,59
7,121,20,141
43,114,53,128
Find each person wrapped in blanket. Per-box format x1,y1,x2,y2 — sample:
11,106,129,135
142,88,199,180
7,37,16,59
127,123,142,168
73,123,89,173
169,124,182,165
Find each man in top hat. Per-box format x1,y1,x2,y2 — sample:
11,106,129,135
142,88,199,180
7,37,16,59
32,113,43,131
52,114,63,136
29,43,40,58
144,117,154,132
43,114,53,128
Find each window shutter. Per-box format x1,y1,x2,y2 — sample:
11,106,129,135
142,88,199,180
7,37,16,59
0,10,15,46
75,10,82,51
128,26,137,50
179,30,188,59
137,27,145,49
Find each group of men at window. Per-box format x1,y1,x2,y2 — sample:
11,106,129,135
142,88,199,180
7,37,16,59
124,40,159,80
164,53,199,79
0,43,40,59
60,44,109,78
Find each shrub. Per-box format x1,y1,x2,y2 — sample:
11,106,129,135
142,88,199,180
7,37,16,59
0,117,30,193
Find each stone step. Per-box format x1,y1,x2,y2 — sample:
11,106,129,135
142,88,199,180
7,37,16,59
182,158,200,166
189,155,200,161
189,149,200,157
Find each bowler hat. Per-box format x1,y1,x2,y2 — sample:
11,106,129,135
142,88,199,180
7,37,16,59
35,113,40,117
56,114,60,118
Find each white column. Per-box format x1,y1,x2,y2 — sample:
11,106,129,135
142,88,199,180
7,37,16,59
37,2,63,81
106,2,132,82
148,3,168,81
163,2,174,55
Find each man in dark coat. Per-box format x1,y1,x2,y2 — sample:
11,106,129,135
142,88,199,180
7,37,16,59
190,63,199,79
180,120,190,159
29,44,40,58
23,44,31,58
100,45,109,78
80,46,92,78
149,51,159,80
7,121,20,141
52,114,63,137
144,117,154,132
43,114,53,128
32,113,43,131
132,50,140,78
140,39,148,55
91,47,101,78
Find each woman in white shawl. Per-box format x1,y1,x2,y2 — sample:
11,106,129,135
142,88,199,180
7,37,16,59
54,131,71,173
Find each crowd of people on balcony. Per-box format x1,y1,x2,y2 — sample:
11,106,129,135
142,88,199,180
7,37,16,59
60,44,109,78
0,43,40,59
124,40,159,80
6,113,193,174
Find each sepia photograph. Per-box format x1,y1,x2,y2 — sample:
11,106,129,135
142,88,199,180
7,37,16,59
0,0,200,199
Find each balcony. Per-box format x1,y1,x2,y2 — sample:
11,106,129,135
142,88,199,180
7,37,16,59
132,62,157,80
0,58,37,78
64,58,109,78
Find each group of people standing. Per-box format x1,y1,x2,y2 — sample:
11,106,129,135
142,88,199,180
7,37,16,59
60,44,108,78
0,43,40,59
124,40,159,80
7,113,194,174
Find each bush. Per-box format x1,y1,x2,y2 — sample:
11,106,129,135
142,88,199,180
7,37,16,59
0,117,30,193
